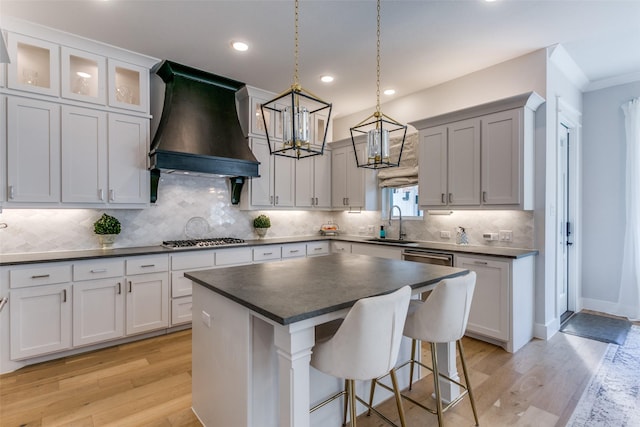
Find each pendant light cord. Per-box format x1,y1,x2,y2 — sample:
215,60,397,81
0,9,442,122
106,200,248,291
293,0,300,88
375,0,381,116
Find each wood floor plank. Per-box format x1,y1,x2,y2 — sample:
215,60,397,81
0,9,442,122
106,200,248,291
0,325,610,427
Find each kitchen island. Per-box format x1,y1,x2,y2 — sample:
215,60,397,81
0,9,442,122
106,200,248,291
186,253,469,427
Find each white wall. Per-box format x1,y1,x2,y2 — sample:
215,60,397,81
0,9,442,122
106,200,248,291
333,49,547,140
581,80,640,312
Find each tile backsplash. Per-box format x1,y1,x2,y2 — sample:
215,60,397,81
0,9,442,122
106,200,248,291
0,174,534,254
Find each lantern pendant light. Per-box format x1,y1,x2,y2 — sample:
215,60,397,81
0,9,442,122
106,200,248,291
350,0,407,169
261,0,332,160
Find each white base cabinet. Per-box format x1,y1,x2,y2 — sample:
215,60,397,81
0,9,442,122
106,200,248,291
455,254,534,353
10,283,72,360
73,278,124,346
125,255,169,335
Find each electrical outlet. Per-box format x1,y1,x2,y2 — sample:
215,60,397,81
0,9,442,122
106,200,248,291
440,230,451,239
201,311,211,327
483,232,499,241
367,225,374,233
499,230,513,242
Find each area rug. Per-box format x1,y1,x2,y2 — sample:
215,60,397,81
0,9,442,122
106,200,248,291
560,312,631,345
567,325,640,426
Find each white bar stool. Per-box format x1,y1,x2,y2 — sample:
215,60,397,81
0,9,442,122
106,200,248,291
310,286,412,427
370,272,480,426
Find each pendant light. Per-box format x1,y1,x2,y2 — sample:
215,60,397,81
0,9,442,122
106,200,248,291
350,0,407,169
261,0,332,159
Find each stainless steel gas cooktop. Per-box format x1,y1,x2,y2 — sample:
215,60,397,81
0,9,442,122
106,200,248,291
162,238,246,249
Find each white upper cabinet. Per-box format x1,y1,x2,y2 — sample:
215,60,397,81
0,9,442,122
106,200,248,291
331,138,378,210
6,33,59,97
6,97,60,203
61,106,108,203
295,151,331,209
61,47,106,105
412,92,544,210
108,114,150,205
108,59,149,113
481,109,525,206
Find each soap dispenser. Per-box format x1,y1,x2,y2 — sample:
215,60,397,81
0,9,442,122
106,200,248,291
379,225,386,238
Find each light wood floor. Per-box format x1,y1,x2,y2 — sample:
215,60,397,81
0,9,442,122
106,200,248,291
0,327,609,427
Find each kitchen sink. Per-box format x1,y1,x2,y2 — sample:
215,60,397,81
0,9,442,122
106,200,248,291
366,238,418,245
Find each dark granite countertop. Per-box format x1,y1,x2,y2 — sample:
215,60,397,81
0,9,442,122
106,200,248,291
186,253,469,325
0,235,536,266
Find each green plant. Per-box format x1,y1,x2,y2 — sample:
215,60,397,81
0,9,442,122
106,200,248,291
253,214,271,229
93,214,121,235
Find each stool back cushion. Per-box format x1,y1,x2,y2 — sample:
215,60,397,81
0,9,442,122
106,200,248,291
403,272,476,343
311,286,411,380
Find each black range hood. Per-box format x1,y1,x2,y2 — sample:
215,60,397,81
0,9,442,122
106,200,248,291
149,60,259,203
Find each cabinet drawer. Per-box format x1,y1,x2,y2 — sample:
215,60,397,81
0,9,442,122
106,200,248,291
126,255,168,275
74,259,125,281
306,241,330,257
171,296,192,325
253,246,281,262
171,251,215,270
331,241,351,253
282,243,306,259
171,271,193,298
216,247,252,266
10,264,72,289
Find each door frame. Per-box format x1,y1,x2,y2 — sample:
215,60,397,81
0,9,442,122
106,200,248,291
556,97,582,318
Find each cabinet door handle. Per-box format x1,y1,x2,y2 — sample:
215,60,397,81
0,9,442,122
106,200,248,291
441,193,446,204
275,195,279,205
141,264,155,268
311,197,314,206
448,193,453,203
0,296,8,312
346,198,350,205
31,274,50,279
290,250,300,253
90,268,107,273
8,185,15,200
98,189,104,201
128,281,132,293
117,282,122,295
62,289,67,303
474,261,488,265
313,247,322,251
109,189,115,202
315,197,318,206
263,252,273,256
482,191,487,203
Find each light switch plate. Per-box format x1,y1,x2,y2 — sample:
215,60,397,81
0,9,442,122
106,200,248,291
440,230,451,239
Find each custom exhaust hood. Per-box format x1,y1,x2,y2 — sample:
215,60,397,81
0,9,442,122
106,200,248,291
149,60,259,204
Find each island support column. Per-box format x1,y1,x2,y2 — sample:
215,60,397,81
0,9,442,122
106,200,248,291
274,323,316,427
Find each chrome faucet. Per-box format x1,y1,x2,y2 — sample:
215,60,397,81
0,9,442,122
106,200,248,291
390,205,406,240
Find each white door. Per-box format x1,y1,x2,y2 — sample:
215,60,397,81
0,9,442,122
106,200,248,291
107,113,149,204
73,279,125,346
447,118,481,206
558,123,572,319
61,106,108,203
10,283,72,359
6,97,60,203
126,272,169,335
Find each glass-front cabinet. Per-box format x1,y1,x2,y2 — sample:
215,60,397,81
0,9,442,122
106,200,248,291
108,59,148,113
61,47,106,104
7,33,59,97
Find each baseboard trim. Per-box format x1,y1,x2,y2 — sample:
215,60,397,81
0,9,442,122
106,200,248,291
534,317,560,341
580,297,619,315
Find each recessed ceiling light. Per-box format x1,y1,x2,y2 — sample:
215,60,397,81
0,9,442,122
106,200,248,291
321,75,334,83
383,89,396,96
232,41,249,52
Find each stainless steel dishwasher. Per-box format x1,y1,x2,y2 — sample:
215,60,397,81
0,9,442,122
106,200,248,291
402,249,454,266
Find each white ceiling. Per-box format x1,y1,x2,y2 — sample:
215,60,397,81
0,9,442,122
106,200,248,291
2,0,639,118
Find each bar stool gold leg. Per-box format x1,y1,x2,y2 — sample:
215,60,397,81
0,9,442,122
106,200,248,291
409,339,417,390
390,369,407,427
343,379,349,426
348,379,358,427
430,342,445,427
367,378,376,416
457,340,479,426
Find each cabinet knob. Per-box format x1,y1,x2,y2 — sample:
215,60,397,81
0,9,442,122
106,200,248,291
448,193,453,203
482,191,487,203
117,282,122,295
109,189,115,202
99,189,104,201
441,193,446,204
128,281,132,293
62,289,67,303
275,195,279,205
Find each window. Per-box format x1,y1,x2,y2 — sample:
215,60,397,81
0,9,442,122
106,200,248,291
385,185,423,219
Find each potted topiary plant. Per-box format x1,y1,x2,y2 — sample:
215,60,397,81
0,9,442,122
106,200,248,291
93,213,121,248
253,214,271,239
